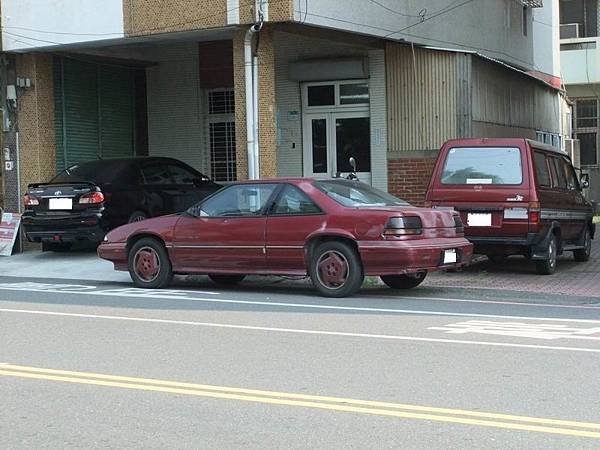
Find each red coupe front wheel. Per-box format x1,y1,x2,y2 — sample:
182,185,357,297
128,238,173,289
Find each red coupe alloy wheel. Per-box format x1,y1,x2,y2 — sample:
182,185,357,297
133,247,161,282
316,250,349,289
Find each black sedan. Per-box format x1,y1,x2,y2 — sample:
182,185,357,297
22,157,222,251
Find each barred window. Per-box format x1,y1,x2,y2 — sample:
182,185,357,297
208,90,235,115
576,99,597,128
208,89,236,181
210,122,236,182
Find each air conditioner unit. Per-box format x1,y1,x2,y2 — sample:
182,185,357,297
560,23,581,39
565,138,581,169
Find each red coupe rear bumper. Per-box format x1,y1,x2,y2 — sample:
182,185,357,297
358,237,473,276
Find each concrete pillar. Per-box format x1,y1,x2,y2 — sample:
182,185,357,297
232,26,278,180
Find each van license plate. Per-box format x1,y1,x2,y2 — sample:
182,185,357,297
49,198,72,210
467,213,492,227
443,249,457,264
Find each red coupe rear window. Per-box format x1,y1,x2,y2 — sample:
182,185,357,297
315,180,409,207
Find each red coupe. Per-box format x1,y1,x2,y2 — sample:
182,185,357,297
98,178,473,297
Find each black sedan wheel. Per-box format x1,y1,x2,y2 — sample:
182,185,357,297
309,241,364,298
381,272,427,290
128,211,148,223
208,274,246,286
128,238,173,288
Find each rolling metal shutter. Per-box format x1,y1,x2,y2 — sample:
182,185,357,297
54,57,135,173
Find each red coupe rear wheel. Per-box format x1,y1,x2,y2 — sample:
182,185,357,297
316,250,349,289
309,241,364,298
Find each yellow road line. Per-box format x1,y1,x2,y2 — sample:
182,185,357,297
0,365,599,439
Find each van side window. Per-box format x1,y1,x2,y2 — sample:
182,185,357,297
551,158,567,189
561,159,579,191
533,152,551,187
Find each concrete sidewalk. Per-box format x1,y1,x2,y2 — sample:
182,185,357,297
0,248,129,283
1,241,599,297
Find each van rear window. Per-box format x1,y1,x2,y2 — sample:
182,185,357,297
441,147,522,185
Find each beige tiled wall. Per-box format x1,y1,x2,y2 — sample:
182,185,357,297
233,25,278,180
15,53,56,195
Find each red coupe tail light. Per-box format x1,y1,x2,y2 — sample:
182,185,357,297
384,217,423,236
23,194,40,206
453,215,465,234
79,192,105,204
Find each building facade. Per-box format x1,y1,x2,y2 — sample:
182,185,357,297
1,0,560,217
559,0,600,205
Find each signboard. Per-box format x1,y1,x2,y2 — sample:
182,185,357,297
0,212,21,256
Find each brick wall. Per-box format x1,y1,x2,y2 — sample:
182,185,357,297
232,26,278,180
387,158,436,206
233,30,249,180
257,27,277,178
15,53,56,198
123,0,228,36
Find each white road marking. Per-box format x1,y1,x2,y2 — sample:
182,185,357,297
395,295,600,310
0,307,599,353
430,321,600,341
0,281,600,324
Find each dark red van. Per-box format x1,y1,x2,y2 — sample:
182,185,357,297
425,138,595,274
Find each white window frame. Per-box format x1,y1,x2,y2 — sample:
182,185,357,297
302,80,370,112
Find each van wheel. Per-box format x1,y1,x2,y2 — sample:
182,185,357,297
535,235,558,275
128,238,173,288
573,228,592,262
208,275,246,286
381,272,427,290
487,255,507,264
309,241,364,298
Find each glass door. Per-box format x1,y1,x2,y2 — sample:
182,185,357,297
303,112,372,185
333,111,371,185
303,114,330,178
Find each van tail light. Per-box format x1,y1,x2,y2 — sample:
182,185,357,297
23,194,40,206
383,217,423,236
79,192,105,205
528,201,540,224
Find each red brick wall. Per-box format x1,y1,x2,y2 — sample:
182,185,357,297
388,158,437,206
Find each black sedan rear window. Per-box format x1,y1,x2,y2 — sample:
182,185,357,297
442,147,523,185
315,180,409,207
52,160,137,185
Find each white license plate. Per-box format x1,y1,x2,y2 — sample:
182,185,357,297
467,213,492,227
49,198,72,210
443,249,457,264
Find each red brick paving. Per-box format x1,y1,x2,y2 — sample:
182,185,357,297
426,241,600,298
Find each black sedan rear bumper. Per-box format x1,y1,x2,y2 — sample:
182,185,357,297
22,214,108,243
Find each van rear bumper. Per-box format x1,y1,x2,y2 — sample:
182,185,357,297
469,232,557,260
468,233,538,247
